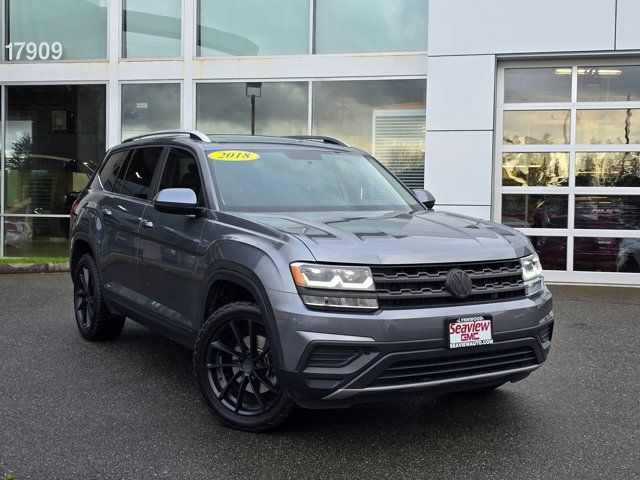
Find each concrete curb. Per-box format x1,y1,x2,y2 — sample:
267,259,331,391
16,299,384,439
0,262,69,274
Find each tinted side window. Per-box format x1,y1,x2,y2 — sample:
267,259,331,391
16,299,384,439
159,149,203,203
98,150,130,192
119,147,164,199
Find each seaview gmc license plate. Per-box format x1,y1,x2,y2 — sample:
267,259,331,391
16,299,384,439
446,315,493,349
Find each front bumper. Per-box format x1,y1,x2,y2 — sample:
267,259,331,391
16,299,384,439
269,287,554,408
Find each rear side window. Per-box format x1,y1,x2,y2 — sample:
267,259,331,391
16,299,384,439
159,148,203,203
98,150,130,192
118,147,164,199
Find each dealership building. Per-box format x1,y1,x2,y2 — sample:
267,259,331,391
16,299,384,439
0,0,638,285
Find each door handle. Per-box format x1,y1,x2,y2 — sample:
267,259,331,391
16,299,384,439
102,208,112,216
141,219,154,228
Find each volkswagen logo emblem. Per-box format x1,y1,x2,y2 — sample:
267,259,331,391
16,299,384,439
445,268,473,299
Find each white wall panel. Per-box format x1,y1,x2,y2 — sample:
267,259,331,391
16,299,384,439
0,55,428,84
436,205,491,220
616,0,640,50
424,130,493,206
426,55,495,131
193,53,427,80
428,0,616,56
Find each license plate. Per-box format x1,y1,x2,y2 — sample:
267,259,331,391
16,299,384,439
446,315,493,349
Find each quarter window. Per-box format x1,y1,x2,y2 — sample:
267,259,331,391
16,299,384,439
99,151,130,192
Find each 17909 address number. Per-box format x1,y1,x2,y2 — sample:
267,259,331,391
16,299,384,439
5,41,63,61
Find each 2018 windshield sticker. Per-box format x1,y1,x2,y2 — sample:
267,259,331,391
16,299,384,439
208,150,260,161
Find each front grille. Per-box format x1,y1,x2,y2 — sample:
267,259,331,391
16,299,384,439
539,322,554,343
370,346,538,388
371,259,525,309
305,346,361,368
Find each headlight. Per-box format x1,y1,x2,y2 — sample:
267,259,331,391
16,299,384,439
290,263,375,291
520,253,543,281
290,262,378,311
520,253,544,296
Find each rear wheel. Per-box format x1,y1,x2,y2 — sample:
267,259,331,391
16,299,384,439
193,302,293,432
73,253,125,341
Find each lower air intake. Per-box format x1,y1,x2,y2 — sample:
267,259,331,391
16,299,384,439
370,346,538,388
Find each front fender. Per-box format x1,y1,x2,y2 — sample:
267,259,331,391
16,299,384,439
196,218,315,373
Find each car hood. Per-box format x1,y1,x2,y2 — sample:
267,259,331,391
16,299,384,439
238,210,533,265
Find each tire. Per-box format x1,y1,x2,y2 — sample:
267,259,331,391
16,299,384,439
72,253,126,341
193,301,294,432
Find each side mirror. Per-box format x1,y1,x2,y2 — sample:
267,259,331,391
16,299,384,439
412,189,436,209
153,188,199,215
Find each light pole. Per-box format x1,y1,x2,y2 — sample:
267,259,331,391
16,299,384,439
245,82,262,135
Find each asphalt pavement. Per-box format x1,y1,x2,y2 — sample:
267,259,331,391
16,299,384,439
0,273,638,479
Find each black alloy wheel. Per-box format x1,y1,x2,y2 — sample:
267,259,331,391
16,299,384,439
207,317,280,415
194,302,294,431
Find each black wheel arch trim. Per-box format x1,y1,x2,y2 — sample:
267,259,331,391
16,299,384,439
201,262,286,377
70,233,96,275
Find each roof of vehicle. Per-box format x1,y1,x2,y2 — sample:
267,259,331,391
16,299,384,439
116,130,357,153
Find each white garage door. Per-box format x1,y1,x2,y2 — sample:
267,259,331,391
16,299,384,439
495,62,640,285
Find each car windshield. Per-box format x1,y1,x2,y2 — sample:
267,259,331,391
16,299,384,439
207,147,423,212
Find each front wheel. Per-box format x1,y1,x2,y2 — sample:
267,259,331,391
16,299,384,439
193,302,293,432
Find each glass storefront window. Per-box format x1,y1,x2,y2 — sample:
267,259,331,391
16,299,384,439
501,194,568,229
576,109,640,144
498,65,640,280
529,236,567,271
122,0,181,58
577,66,640,102
6,0,107,61
197,0,309,56
574,195,640,230
502,152,569,187
4,216,70,257
4,85,106,215
503,110,570,145
574,237,640,272
576,152,640,187
312,80,426,188
195,82,308,136
315,0,428,54
121,83,181,140
504,68,572,103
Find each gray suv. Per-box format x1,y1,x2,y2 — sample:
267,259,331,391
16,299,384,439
69,130,553,431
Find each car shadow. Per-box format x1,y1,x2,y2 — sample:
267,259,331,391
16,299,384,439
112,321,541,439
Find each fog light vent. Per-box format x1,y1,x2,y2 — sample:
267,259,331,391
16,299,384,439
539,322,554,344
306,346,361,368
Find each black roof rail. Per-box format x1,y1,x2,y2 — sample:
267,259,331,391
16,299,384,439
284,135,349,147
122,129,211,143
